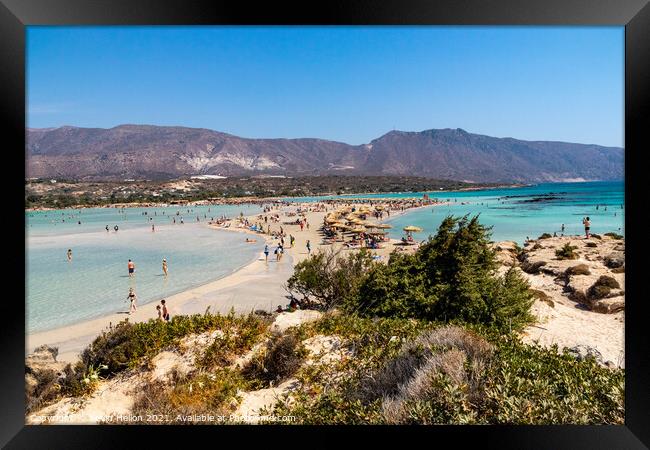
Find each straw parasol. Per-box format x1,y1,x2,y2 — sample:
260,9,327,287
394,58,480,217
403,225,423,232
373,223,393,229
350,226,366,233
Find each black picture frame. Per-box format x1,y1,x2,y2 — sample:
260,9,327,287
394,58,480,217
2,0,648,447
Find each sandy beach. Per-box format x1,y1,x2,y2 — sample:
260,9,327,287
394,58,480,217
27,199,430,362
27,197,624,369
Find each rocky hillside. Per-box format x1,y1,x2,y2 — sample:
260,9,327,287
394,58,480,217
26,125,623,182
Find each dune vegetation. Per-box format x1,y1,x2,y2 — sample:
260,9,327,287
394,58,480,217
26,215,624,424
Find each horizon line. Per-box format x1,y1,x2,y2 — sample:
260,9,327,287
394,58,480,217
26,123,624,149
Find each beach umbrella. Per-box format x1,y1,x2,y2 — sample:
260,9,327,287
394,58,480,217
403,226,423,232
350,226,366,233
373,224,393,229
368,230,387,235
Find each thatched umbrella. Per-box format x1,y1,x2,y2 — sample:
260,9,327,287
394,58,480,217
350,226,366,233
373,223,393,229
403,225,423,232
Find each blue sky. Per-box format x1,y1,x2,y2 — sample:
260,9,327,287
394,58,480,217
27,26,623,147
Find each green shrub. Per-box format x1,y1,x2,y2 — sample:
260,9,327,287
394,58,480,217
520,260,547,274
480,337,624,424
271,316,624,425
79,312,271,377
530,289,554,308
242,331,308,387
349,216,534,333
604,232,624,240
555,243,579,260
594,275,620,289
25,369,60,414
586,242,598,248
538,233,552,239
287,248,376,310
565,264,591,276
532,243,542,250
587,275,621,300
123,368,249,424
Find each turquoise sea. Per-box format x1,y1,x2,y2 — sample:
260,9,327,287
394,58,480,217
285,181,625,244
382,181,625,243
26,204,263,333
26,181,623,333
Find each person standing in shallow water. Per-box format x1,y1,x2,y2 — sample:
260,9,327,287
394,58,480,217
127,288,137,314
162,258,168,276
128,259,135,277
67,249,72,262
264,244,269,262
582,217,591,239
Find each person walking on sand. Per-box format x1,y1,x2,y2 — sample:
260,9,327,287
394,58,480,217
156,305,163,321
290,234,295,248
162,258,168,276
582,217,591,239
127,288,137,314
306,240,311,255
67,249,72,261
127,259,135,277
151,224,155,232
561,223,565,233
264,244,269,262
300,221,304,232
161,299,170,322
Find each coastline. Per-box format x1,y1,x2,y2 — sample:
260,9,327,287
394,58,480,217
26,228,282,363
26,199,431,362
25,182,527,212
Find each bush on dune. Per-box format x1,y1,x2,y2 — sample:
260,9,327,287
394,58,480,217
350,216,534,333
272,316,624,425
78,311,270,378
286,248,376,310
242,330,308,387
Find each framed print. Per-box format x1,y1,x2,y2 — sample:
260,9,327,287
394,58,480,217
2,0,649,448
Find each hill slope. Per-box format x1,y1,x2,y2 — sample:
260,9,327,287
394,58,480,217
26,125,623,182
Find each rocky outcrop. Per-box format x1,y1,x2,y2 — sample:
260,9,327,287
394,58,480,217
500,235,625,368
514,235,625,314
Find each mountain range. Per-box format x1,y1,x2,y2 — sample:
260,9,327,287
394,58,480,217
26,125,623,183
